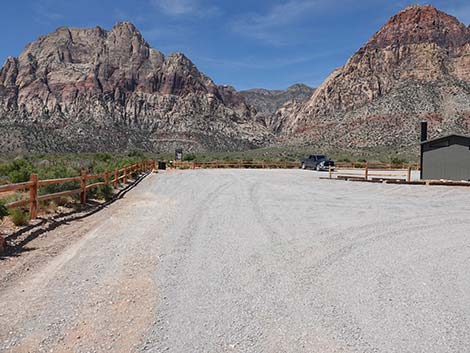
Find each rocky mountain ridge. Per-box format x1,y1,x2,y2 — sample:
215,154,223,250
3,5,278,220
0,22,270,153
276,5,470,152
240,84,315,133
0,5,469,155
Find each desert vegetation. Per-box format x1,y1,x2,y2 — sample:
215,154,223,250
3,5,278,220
0,152,153,228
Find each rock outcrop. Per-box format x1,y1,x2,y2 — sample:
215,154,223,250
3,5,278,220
278,5,470,152
240,84,315,133
0,22,270,153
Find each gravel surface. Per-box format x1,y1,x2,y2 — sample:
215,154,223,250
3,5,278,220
1,169,470,352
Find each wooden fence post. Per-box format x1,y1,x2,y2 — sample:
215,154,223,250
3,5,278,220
365,162,369,180
407,166,412,183
104,171,109,185
29,174,39,219
114,168,119,188
80,170,87,206
329,166,333,179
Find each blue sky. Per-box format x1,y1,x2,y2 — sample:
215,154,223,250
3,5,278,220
0,0,468,90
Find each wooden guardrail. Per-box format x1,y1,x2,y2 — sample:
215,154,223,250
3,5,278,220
0,160,156,220
328,162,414,182
172,160,419,171
334,161,418,170
173,161,302,169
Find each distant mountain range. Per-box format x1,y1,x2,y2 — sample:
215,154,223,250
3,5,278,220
0,4,468,154
240,84,315,133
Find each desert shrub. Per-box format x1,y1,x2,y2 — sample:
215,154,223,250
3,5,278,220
390,157,407,165
128,150,146,160
0,159,34,183
38,164,80,195
95,185,114,201
95,153,113,163
183,154,196,162
9,208,29,226
41,200,59,214
0,200,8,220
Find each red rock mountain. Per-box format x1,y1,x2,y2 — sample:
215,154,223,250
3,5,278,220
0,5,468,155
277,5,470,152
0,22,269,153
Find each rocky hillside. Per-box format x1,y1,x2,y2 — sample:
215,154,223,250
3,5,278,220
0,22,270,153
240,83,315,115
240,84,314,132
277,5,470,152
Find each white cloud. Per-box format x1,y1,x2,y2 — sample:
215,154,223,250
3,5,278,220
151,0,221,18
230,0,331,45
153,0,193,15
197,49,349,70
33,3,64,24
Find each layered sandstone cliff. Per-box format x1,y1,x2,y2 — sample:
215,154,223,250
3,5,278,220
0,22,269,153
277,5,470,151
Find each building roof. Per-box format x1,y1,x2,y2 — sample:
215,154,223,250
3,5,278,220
420,134,470,145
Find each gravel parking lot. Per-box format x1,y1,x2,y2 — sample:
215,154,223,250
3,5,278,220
1,169,469,352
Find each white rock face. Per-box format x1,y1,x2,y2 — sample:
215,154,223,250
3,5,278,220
0,22,271,153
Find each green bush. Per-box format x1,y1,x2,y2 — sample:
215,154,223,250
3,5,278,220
9,208,29,226
390,157,407,165
95,185,114,201
0,200,8,220
183,154,196,162
0,159,34,183
127,150,146,159
38,164,80,195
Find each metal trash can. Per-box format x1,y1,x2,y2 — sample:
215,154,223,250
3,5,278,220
158,161,167,170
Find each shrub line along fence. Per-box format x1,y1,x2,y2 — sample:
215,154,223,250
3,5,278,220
0,160,156,220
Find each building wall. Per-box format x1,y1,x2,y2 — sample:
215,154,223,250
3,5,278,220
423,144,470,181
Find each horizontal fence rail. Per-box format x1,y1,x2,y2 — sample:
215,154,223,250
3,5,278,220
328,162,414,182
0,160,156,220
173,161,303,169
171,160,420,172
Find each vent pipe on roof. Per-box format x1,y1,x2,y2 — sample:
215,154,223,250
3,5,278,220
420,121,428,180
420,121,428,142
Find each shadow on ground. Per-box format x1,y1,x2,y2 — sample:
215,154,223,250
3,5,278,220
0,173,151,259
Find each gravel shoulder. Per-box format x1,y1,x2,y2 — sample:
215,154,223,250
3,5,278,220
1,169,470,352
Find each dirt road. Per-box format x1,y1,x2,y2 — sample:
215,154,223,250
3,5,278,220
1,169,470,352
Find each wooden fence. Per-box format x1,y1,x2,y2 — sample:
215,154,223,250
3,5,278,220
334,161,419,170
328,162,414,182
172,160,300,169
172,160,418,171
0,160,156,220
